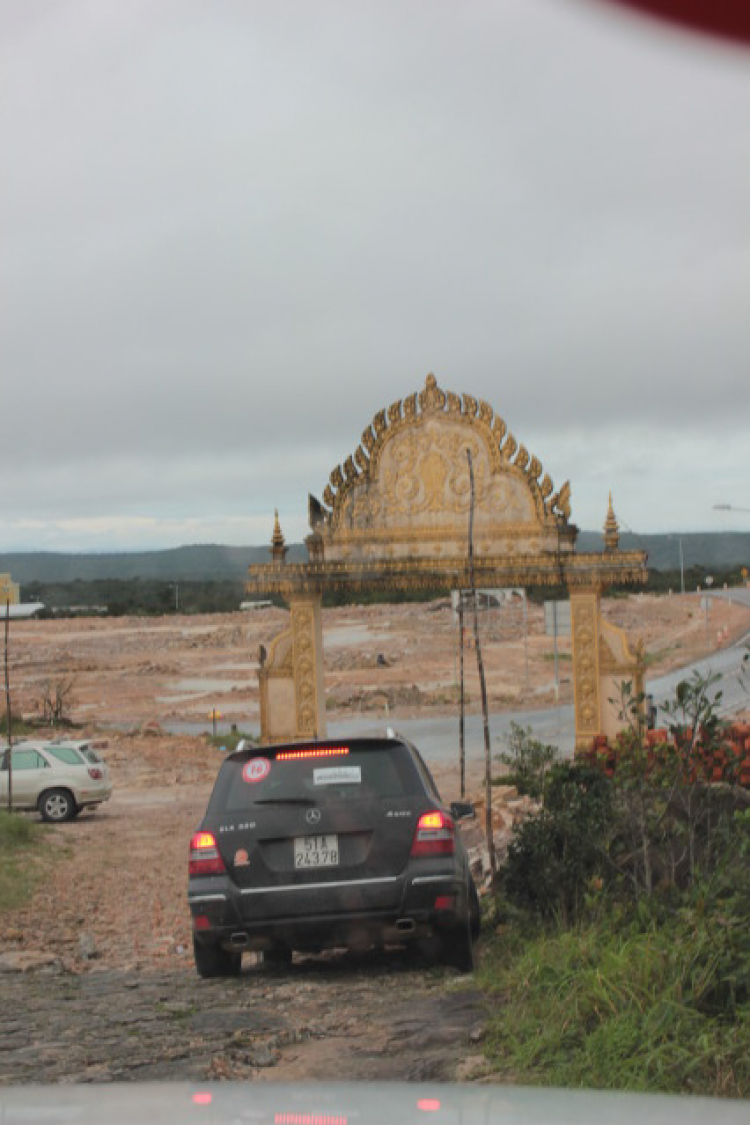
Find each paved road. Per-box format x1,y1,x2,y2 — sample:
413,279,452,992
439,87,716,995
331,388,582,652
330,705,577,765
704,588,750,609
646,633,749,723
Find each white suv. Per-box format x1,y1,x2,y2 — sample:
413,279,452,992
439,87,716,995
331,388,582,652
0,740,112,822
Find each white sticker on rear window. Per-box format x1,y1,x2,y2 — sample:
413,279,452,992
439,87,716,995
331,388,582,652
313,766,362,786
243,757,271,784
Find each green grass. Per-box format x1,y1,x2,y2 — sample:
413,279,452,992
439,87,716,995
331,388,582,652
477,913,749,1097
0,812,46,911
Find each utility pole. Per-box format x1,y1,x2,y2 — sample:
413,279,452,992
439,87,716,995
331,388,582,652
4,600,13,810
466,449,496,879
458,592,466,800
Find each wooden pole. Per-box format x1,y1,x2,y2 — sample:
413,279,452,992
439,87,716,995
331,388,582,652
458,593,465,800
466,450,496,878
4,600,12,810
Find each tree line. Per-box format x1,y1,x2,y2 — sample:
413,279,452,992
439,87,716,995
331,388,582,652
19,564,744,617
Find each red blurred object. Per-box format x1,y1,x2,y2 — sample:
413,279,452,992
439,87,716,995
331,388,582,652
600,0,750,44
434,895,457,911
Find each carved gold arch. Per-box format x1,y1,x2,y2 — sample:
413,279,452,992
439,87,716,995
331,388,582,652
248,371,649,748
312,374,574,564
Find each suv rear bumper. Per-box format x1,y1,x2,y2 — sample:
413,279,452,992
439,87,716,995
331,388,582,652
75,786,112,806
189,871,468,953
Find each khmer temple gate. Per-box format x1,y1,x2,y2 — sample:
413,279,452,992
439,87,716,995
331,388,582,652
246,374,648,750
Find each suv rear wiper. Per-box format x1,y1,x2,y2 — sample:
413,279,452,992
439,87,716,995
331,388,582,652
254,797,317,806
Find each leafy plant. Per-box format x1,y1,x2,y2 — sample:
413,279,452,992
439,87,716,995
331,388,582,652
608,673,745,897
503,762,613,922
495,721,560,799
482,665,750,1095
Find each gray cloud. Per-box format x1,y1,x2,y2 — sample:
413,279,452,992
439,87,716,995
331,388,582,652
2,0,749,550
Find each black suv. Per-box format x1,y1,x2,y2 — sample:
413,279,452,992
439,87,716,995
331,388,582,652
188,735,480,977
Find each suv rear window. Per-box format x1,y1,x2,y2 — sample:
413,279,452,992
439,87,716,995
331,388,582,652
46,746,83,766
207,740,423,814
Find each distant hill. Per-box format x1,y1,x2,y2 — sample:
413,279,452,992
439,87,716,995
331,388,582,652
576,531,750,572
1,533,748,585
0,543,306,584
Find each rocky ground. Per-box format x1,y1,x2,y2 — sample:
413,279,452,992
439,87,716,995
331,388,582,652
1,591,747,1086
0,956,486,1085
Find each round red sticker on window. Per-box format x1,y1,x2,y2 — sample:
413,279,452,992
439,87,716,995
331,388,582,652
243,757,271,784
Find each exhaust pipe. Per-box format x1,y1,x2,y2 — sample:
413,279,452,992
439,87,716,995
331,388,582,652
395,918,416,934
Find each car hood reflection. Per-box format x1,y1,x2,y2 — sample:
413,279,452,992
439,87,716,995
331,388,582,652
1,1083,748,1125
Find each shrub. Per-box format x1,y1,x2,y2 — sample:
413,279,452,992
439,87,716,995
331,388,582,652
484,668,750,1095
495,721,559,799
503,762,613,922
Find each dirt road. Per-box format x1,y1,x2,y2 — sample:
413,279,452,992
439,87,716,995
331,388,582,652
0,954,486,1085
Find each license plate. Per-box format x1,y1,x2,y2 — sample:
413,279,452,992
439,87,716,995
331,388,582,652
294,834,339,869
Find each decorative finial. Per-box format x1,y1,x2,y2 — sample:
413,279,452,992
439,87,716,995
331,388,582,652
420,372,445,413
604,493,620,552
270,509,288,565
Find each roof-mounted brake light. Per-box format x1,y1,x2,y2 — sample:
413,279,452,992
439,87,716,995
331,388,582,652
276,746,350,761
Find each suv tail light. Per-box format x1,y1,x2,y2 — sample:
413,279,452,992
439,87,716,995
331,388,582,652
411,810,455,856
87,767,103,780
189,831,226,875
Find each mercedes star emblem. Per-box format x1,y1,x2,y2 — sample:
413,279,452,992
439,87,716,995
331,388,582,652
305,807,321,826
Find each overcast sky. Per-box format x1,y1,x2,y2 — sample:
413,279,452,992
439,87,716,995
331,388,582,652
2,0,749,554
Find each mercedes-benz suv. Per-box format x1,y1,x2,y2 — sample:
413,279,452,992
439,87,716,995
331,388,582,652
188,735,480,977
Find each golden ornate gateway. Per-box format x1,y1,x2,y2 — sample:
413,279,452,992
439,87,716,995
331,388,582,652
247,374,648,748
